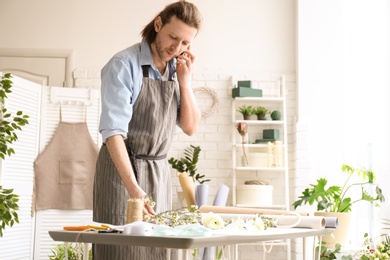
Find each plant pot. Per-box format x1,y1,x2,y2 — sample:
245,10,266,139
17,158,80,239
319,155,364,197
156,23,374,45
236,185,273,205
314,211,352,247
256,114,266,120
243,114,251,120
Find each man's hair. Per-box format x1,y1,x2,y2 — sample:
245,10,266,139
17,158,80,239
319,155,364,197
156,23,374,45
141,0,202,45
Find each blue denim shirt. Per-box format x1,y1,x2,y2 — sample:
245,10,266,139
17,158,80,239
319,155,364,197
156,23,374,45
99,41,178,142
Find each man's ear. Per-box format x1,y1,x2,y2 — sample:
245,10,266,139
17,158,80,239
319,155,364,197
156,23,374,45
154,16,162,32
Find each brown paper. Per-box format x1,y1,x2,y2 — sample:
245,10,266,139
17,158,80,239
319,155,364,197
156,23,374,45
178,172,196,206
199,205,308,216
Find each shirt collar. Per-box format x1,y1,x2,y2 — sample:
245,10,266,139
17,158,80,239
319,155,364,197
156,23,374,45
140,41,153,66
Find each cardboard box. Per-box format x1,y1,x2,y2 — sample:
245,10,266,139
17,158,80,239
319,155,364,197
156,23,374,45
232,87,262,98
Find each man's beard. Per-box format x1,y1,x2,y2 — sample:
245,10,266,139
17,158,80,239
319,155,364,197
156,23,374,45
155,37,174,62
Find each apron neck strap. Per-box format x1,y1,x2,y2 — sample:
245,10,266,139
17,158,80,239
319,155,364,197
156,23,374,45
142,65,150,78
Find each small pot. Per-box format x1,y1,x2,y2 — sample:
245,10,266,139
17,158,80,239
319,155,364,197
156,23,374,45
256,114,266,120
243,114,251,120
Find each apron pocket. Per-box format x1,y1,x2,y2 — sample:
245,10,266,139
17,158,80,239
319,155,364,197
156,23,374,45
59,160,88,184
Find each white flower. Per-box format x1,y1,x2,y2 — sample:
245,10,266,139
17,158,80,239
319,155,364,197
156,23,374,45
251,216,265,231
230,217,246,229
201,212,224,230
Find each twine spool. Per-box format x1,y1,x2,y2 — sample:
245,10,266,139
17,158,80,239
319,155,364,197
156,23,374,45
244,179,270,185
126,198,144,223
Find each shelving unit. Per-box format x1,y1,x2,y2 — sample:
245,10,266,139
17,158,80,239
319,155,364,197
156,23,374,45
231,75,291,259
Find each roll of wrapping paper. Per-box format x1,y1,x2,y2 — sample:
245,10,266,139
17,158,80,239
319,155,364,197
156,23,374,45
276,215,326,229
199,205,308,216
126,198,144,224
324,217,338,228
178,172,196,206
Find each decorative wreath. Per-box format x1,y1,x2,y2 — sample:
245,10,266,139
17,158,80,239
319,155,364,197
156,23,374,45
193,86,220,117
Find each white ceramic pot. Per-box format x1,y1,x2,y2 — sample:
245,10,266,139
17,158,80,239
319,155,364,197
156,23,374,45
314,211,352,247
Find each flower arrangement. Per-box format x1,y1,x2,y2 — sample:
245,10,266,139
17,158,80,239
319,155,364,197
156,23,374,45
316,234,390,260
359,233,390,260
145,206,277,260
145,205,277,231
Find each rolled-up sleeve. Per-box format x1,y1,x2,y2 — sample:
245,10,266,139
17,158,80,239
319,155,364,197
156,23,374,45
99,57,133,142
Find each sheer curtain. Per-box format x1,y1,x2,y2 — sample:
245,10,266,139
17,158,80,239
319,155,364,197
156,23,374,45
297,0,390,246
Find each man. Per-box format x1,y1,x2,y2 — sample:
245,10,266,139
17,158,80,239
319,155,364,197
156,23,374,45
93,1,202,259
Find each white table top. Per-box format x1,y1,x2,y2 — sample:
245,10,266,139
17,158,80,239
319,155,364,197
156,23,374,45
49,228,333,249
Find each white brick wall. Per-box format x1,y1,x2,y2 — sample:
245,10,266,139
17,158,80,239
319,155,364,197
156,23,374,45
73,69,312,259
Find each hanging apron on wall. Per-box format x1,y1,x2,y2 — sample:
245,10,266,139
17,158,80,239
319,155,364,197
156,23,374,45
93,65,179,260
34,109,99,210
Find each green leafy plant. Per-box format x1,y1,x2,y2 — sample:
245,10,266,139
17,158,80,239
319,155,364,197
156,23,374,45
0,186,19,237
253,106,269,117
0,73,30,237
237,105,254,116
49,243,92,260
168,145,210,184
292,164,385,212
0,73,30,159
315,242,352,260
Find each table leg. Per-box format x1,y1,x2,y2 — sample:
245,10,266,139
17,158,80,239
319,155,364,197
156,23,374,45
166,248,171,260
83,243,89,260
65,242,69,260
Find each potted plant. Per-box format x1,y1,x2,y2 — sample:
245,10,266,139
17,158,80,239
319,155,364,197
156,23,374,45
49,243,92,260
237,105,254,120
253,106,269,120
0,73,30,237
168,145,210,184
292,163,385,247
169,145,210,207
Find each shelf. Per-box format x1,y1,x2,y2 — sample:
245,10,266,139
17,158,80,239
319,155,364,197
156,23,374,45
233,97,284,102
235,204,288,209
235,166,287,171
231,75,290,260
234,143,277,148
234,120,284,125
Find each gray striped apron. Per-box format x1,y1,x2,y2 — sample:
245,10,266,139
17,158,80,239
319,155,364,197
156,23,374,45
93,65,179,260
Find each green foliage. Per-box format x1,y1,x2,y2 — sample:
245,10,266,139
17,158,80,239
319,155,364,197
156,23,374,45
0,186,20,237
237,105,254,115
49,243,92,260
316,242,352,260
292,164,385,212
168,145,210,184
0,73,30,237
253,106,269,116
0,73,30,159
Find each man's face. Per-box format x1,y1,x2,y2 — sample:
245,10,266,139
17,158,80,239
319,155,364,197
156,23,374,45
154,16,198,62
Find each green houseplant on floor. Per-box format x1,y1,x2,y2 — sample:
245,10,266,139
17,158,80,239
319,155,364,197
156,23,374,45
0,73,30,237
292,163,385,247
